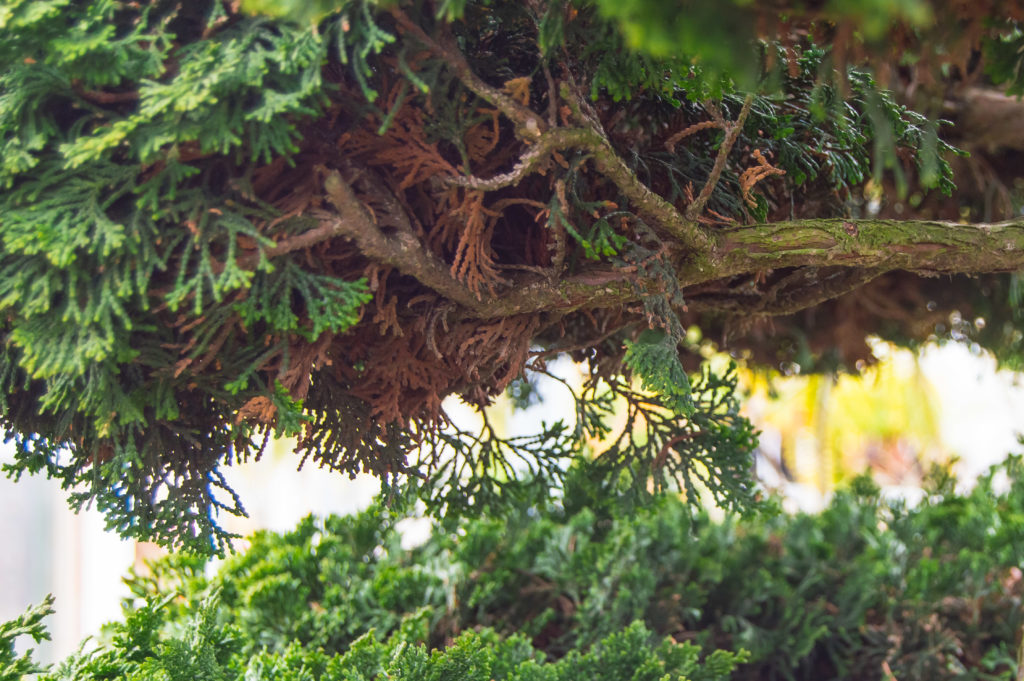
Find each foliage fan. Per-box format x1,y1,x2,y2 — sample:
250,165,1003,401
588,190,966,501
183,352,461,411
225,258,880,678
2,0,1024,550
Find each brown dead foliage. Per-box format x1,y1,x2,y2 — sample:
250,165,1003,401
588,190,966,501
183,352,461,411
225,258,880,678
181,69,562,443
341,312,541,426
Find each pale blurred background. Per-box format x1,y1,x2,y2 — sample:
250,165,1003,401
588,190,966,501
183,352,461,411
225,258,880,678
3,340,1024,663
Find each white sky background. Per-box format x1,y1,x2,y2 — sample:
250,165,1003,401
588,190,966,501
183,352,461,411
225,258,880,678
2,343,1024,662
919,343,1024,481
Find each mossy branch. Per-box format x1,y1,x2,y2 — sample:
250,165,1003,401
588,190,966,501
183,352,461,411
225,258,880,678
711,218,1024,275
456,217,1024,320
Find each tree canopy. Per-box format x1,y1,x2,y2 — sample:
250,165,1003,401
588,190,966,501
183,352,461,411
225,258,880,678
3,0,1024,552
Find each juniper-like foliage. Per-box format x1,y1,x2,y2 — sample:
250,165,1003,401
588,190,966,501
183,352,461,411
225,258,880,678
10,458,1024,680
1,0,1023,551
0,595,52,681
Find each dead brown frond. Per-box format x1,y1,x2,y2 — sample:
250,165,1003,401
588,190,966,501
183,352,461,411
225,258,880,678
464,106,502,163
237,396,277,424
739,149,786,208
347,331,454,426
337,80,457,189
503,76,532,106
697,208,738,226
445,189,507,297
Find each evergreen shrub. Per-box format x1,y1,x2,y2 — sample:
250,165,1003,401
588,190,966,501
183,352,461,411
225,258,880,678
5,457,1024,680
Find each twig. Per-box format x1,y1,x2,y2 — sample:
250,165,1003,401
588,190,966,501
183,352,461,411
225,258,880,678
73,83,139,105
542,63,559,129
549,179,569,277
685,94,755,222
390,8,546,140
664,120,721,154
654,431,700,470
557,83,714,254
319,167,489,314
446,127,597,190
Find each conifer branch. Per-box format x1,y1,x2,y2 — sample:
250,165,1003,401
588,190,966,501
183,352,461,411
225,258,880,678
320,168,489,313
12,0,1024,553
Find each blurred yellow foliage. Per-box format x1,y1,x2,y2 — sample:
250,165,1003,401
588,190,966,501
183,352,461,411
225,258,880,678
743,343,944,493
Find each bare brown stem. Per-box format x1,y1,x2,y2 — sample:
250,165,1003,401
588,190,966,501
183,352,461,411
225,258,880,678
447,127,596,190
390,8,547,140
685,94,755,222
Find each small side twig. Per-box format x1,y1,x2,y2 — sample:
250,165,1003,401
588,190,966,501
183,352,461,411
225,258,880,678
390,8,546,140
685,94,755,222
73,83,139,105
664,120,721,154
542,63,559,129
549,178,570,276
654,431,700,470
446,127,596,190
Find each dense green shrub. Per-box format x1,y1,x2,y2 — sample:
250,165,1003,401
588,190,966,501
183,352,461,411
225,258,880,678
7,457,1024,680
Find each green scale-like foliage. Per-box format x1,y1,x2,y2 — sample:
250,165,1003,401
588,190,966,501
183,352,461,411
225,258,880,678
0,1,370,552
0,595,52,681
7,458,1024,680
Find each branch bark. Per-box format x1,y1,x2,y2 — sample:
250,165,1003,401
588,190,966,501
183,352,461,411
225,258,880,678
456,217,1024,319
319,169,490,314
710,218,1024,276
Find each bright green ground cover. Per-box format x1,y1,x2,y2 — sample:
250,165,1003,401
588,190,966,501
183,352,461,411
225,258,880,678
6,458,1024,681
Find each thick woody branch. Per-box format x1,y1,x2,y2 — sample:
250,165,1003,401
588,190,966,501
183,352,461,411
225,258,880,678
710,218,1024,276
460,217,1024,319
319,170,488,314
